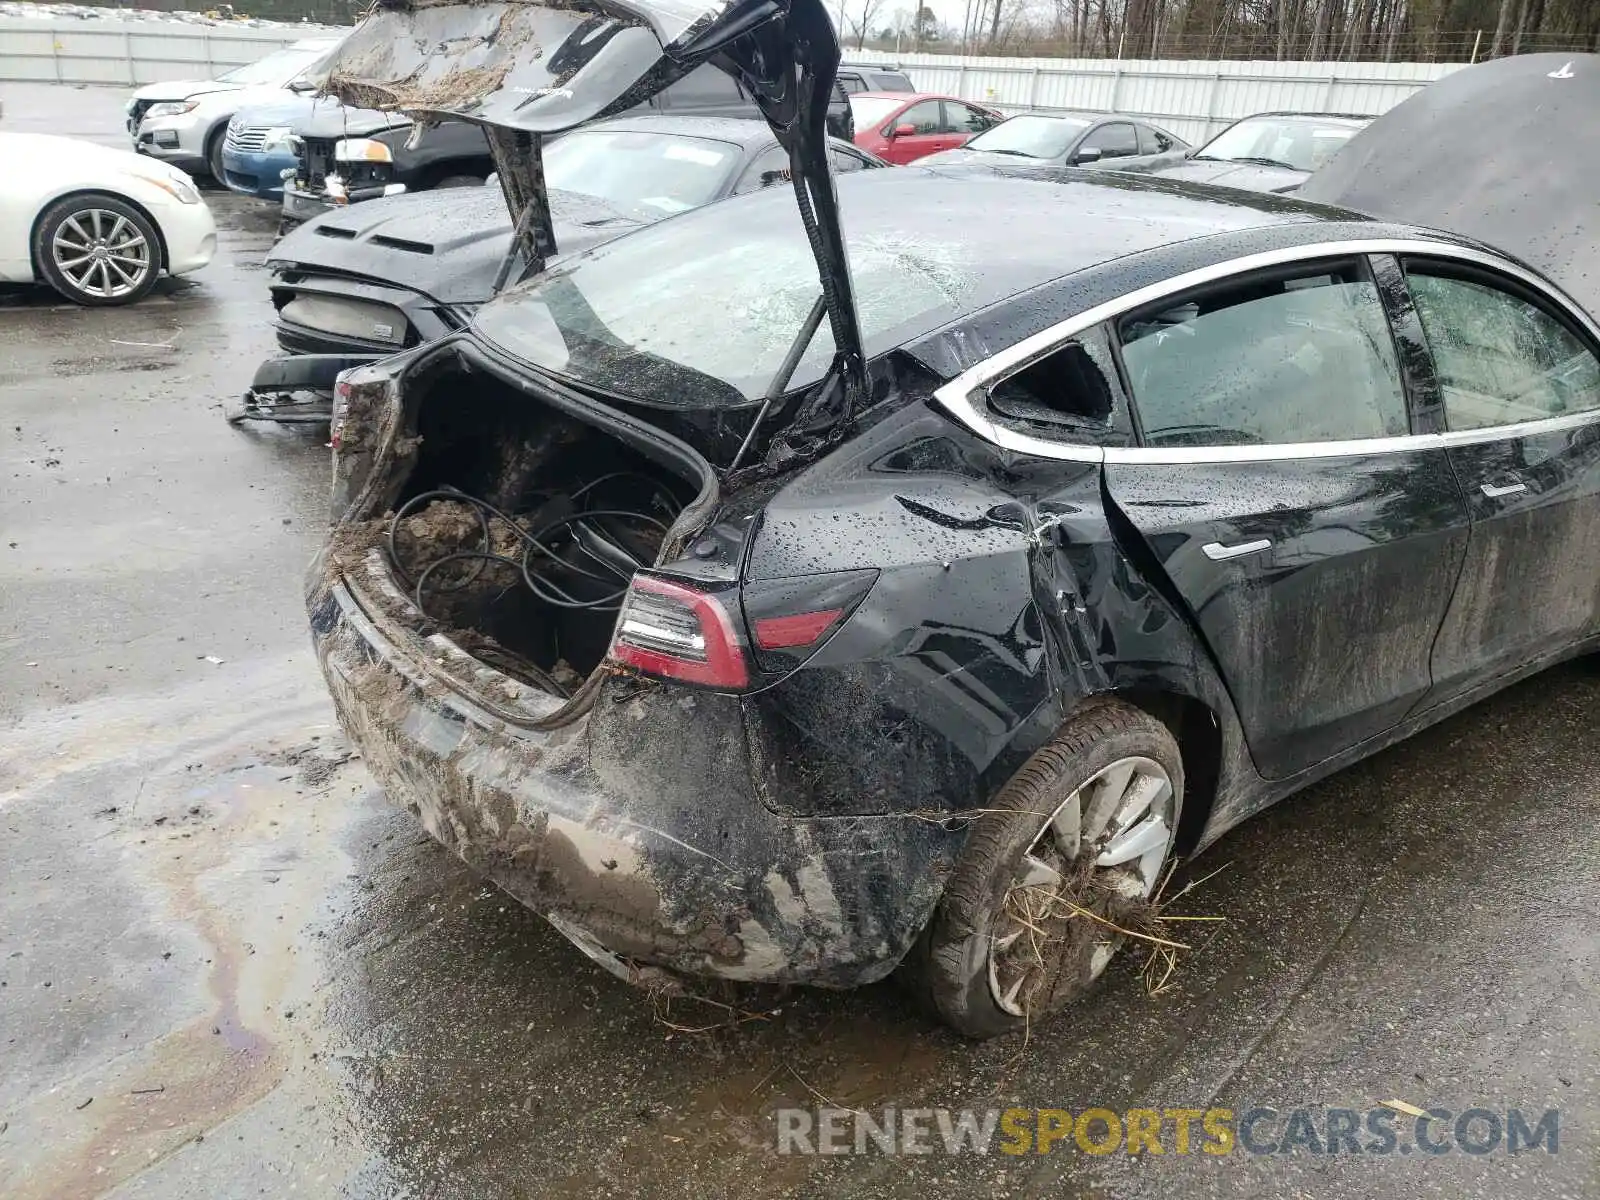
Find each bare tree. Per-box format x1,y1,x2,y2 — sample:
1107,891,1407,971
847,0,887,47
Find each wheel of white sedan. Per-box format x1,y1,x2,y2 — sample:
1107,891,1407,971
912,699,1184,1039
33,193,162,306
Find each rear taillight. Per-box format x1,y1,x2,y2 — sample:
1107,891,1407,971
611,576,750,690
329,377,351,450
609,569,879,689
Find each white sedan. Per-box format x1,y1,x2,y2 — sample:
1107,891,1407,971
0,132,217,306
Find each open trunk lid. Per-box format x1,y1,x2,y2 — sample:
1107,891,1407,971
1300,53,1600,320
308,0,869,431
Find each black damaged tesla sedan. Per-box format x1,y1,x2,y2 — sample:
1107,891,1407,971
307,4,1600,1037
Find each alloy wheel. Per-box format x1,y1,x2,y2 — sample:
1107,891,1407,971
987,755,1176,1016
52,209,153,300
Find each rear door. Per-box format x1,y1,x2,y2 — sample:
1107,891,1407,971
944,100,998,146
1400,256,1600,703
1102,255,1471,780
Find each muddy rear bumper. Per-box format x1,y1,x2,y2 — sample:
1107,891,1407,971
308,559,962,989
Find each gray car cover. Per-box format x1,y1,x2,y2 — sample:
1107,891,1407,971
1300,52,1600,319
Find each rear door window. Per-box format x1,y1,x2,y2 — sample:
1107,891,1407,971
659,65,744,109
1117,261,1410,447
945,101,995,134
1403,265,1600,430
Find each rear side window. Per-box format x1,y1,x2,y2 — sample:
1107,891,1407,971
1138,124,1178,154
1404,266,1600,430
987,326,1132,442
1118,262,1409,448
829,147,869,173
733,145,788,194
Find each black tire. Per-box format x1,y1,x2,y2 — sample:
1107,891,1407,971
32,193,162,307
206,124,228,183
432,173,485,189
909,699,1184,1039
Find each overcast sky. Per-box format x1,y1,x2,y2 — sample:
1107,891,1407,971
831,0,979,41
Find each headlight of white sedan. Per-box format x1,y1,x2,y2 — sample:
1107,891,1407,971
144,100,200,119
131,163,202,205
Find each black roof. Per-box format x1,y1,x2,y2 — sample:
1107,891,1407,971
808,162,1371,287
595,162,1463,355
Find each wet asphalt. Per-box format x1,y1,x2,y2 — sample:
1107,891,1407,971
2,83,1597,1200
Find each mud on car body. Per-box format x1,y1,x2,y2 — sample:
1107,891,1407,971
307,10,1600,1037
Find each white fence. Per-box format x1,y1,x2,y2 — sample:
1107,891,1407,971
0,15,1458,139
0,16,344,86
869,52,1462,142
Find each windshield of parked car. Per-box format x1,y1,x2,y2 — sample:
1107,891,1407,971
543,130,741,216
965,114,1092,159
474,181,1003,407
849,95,906,130
216,45,330,87
1194,116,1362,172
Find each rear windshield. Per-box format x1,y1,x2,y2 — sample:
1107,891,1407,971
544,130,740,216
473,188,983,407
849,95,904,130
968,114,1091,159
217,44,330,87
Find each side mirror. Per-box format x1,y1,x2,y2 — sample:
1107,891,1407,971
891,123,916,139
1073,146,1103,165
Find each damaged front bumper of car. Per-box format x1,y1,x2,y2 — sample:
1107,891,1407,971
309,547,961,988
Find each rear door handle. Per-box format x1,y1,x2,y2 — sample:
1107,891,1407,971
1202,538,1272,561
1480,481,1528,498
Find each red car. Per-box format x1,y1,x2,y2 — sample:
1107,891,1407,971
849,90,1005,165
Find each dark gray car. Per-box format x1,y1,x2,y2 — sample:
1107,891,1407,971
916,110,1189,171
279,65,858,225
237,115,882,421
1135,111,1372,193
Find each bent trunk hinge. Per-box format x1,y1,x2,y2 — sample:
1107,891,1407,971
489,128,558,292
708,0,869,442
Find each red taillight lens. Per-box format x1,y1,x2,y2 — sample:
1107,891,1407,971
610,576,749,689
753,609,844,650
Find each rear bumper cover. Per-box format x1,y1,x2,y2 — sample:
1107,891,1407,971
309,553,961,989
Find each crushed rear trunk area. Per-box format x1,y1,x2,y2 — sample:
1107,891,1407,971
331,355,699,697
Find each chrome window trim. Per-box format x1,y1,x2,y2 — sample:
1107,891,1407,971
930,237,1600,465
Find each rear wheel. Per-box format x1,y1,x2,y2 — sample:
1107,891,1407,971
432,173,485,189
911,700,1183,1039
33,194,162,307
